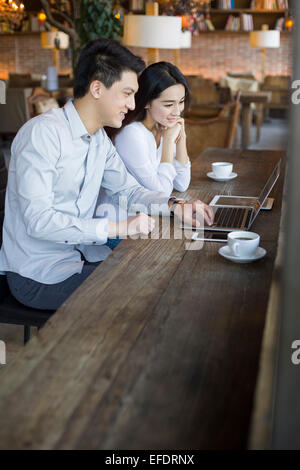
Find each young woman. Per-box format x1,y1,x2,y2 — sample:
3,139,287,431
106,61,191,197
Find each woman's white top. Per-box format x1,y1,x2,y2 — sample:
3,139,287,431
115,121,191,195
97,121,191,221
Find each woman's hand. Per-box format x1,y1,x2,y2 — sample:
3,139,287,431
159,118,186,145
168,118,188,165
173,118,186,145
160,117,188,165
161,120,182,144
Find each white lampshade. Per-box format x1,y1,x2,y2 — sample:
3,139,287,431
180,31,192,49
250,30,280,48
41,31,69,50
123,15,182,49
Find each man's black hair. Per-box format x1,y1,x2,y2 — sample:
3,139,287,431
106,61,190,141
74,38,145,99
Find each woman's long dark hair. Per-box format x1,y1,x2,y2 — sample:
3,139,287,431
105,61,190,141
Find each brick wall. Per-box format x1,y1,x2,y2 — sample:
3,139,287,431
0,31,293,81
129,32,293,80
0,33,71,80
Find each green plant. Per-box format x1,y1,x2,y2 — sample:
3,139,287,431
40,0,123,74
76,0,123,46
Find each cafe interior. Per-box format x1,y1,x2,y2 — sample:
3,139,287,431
0,0,298,451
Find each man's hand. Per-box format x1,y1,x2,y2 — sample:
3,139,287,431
172,200,214,227
108,213,156,238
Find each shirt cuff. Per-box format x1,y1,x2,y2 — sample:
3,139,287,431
77,244,112,262
158,162,177,180
79,217,109,245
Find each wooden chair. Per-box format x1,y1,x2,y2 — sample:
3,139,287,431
185,92,241,161
190,78,220,105
185,76,233,118
261,75,291,117
0,88,32,137
0,149,54,344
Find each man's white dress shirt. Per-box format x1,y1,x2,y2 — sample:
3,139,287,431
0,100,169,284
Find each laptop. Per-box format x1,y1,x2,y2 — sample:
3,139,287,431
205,159,281,232
181,159,281,232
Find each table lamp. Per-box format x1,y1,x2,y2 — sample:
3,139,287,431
174,30,192,68
250,27,280,84
123,14,182,65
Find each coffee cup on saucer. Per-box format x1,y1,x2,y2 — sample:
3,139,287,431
219,231,266,263
212,162,233,179
227,231,260,258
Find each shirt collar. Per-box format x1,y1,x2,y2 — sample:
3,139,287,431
63,99,90,140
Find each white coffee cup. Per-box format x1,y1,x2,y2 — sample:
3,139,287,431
227,231,260,258
212,162,233,178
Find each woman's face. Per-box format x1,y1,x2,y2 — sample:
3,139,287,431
146,83,186,128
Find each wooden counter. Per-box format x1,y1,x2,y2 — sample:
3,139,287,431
0,148,285,449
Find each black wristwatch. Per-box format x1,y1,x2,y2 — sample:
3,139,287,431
168,197,186,216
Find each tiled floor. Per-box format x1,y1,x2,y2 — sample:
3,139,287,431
0,117,289,369
244,117,288,151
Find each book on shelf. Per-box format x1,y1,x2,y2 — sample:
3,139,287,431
225,14,241,31
241,13,254,30
250,0,263,7
205,14,215,31
251,0,288,8
194,13,216,32
277,0,288,8
129,0,144,11
275,16,286,30
218,0,235,8
195,13,208,32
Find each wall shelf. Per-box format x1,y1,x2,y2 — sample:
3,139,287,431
211,9,287,13
199,3,289,31
195,29,290,33
0,32,41,36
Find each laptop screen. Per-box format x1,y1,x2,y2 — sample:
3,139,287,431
249,159,281,227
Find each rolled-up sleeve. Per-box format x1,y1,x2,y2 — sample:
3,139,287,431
14,121,109,245
115,125,177,196
173,158,191,192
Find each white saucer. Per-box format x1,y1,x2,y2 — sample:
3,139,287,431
207,172,237,182
218,245,266,263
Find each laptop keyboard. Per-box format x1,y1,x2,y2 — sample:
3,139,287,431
212,207,252,228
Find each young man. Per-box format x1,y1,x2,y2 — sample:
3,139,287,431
0,39,213,311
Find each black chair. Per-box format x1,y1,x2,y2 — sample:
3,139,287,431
0,150,54,344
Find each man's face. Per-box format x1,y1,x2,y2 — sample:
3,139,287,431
96,70,138,128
